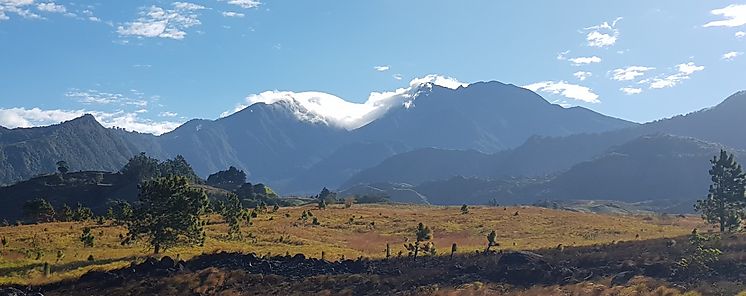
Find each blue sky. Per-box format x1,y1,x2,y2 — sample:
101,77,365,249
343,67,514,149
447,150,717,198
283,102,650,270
0,0,744,134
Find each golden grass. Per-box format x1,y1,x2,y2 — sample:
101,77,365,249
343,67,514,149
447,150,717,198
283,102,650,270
0,204,704,285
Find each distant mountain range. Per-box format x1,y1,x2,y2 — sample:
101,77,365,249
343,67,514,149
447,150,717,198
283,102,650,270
1,82,744,211
0,81,634,192
342,91,746,209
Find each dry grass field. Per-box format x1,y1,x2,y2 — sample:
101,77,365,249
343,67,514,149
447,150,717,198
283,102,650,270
0,204,705,286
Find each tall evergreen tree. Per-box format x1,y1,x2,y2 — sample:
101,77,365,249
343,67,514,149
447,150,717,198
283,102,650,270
206,166,246,190
72,202,94,221
58,203,73,222
124,176,209,254
696,150,746,232
120,152,161,182
222,193,244,239
22,198,56,223
159,155,199,182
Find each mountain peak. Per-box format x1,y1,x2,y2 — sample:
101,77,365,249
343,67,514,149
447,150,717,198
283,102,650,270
66,114,100,126
715,90,746,109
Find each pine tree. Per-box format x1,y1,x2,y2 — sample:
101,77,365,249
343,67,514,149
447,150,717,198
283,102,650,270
405,222,433,259
72,203,93,221
80,227,95,247
124,176,209,254
120,152,161,182
222,193,243,239
22,198,56,223
460,204,469,214
695,150,746,232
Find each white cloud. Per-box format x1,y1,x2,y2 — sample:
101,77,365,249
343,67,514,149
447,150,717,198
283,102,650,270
173,2,205,11
117,3,205,40
722,51,743,61
568,56,602,65
643,62,705,89
704,4,746,28
392,74,403,80
0,107,181,135
611,66,655,81
737,31,746,38
620,87,642,95
36,2,65,13
584,17,622,48
0,0,41,20
676,62,705,75
374,65,390,72
573,71,592,81
556,50,570,60
222,11,244,17
523,81,600,103
225,0,261,9
220,74,468,129
159,111,178,117
65,89,149,107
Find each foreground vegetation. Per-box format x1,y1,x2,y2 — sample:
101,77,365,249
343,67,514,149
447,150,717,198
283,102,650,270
0,204,703,285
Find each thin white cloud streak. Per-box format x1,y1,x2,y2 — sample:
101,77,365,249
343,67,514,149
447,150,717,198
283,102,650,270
704,4,746,27
620,87,642,95
568,56,602,65
225,0,261,9
611,66,655,81
523,81,600,103
641,62,705,89
222,11,244,17
374,65,390,72
722,51,743,61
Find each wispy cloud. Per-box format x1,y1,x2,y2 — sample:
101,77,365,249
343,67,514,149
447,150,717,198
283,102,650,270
568,56,602,65
573,71,592,81
641,62,705,89
584,17,622,48
392,74,403,80
704,4,746,28
159,111,178,117
0,0,42,20
722,51,743,61
222,11,244,17
36,2,66,13
117,2,205,40
374,65,390,72
64,89,151,107
225,0,261,9
611,66,655,81
737,31,745,38
620,87,642,95
523,81,600,103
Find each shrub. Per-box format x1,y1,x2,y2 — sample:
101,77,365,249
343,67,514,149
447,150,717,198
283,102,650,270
80,227,95,247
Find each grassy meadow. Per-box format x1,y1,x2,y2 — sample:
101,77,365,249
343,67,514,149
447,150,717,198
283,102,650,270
0,204,705,285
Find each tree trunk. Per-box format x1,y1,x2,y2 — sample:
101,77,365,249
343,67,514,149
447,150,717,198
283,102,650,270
154,244,161,254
